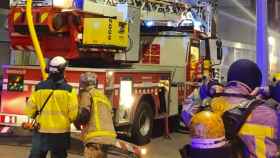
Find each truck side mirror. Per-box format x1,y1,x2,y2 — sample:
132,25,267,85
216,39,223,60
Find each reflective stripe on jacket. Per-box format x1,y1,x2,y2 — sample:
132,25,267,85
79,87,116,145
239,106,278,158
211,83,278,158
24,79,78,133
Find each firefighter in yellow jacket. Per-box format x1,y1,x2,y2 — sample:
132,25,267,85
24,56,78,158
76,72,117,158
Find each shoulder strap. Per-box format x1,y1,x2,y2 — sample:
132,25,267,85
232,100,264,157
34,91,54,118
236,99,264,133
222,99,264,141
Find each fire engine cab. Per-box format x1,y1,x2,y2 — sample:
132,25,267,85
1,0,220,145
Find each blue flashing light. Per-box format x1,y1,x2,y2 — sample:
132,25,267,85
74,0,84,9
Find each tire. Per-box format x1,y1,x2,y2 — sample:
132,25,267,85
132,101,154,145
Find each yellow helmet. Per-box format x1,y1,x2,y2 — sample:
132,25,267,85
210,97,232,116
190,111,225,139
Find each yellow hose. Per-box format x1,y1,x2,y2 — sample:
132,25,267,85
26,0,48,80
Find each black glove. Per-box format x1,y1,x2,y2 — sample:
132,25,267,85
74,107,91,130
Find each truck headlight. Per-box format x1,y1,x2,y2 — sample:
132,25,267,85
122,96,134,109
119,79,134,109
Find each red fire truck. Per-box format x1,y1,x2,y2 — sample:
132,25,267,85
0,0,220,145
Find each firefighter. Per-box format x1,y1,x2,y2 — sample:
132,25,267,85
75,72,117,158
180,80,230,158
24,56,78,158
181,59,279,158
221,60,278,158
181,78,224,126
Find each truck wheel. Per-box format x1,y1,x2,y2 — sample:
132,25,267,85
132,101,154,145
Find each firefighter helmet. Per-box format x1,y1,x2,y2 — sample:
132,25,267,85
188,111,230,156
79,72,97,90
46,56,67,74
190,111,225,139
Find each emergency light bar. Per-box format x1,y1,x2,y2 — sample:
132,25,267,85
141,19,196,33
141,20,177,32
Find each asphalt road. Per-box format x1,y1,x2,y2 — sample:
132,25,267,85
0,132,189,158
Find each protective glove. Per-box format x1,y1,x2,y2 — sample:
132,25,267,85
74,106,91,130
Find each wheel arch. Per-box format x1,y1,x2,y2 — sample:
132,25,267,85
130,94,156,124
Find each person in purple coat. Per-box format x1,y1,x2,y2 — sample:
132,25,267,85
181,59,279,158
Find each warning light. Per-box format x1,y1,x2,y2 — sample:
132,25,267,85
7,74,24,92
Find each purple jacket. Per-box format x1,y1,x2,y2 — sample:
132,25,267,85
223,83,278,158
182,83,279,158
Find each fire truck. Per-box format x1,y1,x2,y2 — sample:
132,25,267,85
0,0,220,145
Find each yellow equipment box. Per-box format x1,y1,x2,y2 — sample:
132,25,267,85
83,18,128,48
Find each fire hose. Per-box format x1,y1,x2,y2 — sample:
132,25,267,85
26,0,48,80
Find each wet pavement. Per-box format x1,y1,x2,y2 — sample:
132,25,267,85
0,132,189,158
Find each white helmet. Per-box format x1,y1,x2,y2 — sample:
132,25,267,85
46,56,67,74
79,72,97,89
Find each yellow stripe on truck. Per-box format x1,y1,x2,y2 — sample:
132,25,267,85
40,12,48,23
